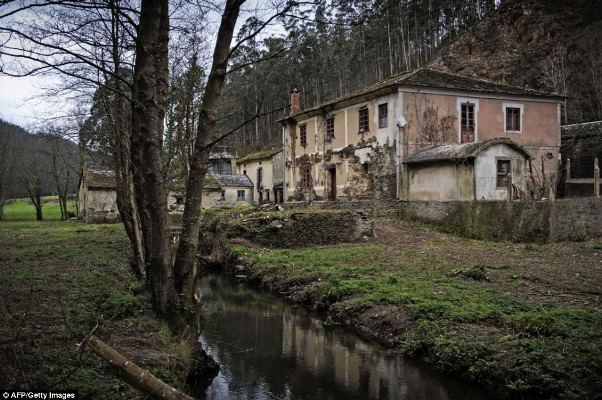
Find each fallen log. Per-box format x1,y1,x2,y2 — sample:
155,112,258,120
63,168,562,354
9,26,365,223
80,334,194,400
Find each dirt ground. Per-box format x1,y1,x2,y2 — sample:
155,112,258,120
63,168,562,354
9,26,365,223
373,218,602,310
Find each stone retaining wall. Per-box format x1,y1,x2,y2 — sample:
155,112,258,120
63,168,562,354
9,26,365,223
285,197,601,243
232,210,374,247
399,197,601,242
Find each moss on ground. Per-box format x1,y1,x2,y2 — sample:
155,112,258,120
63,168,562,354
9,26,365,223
0,221,189,398
228,223,602,400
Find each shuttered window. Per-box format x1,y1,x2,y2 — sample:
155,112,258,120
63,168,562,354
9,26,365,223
496,160,511,189
299,124,307,147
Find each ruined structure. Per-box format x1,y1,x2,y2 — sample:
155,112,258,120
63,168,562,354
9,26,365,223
560,121,602,197
280,68,563,202
202,151,254,208
236,149,284,204
77,168,119,223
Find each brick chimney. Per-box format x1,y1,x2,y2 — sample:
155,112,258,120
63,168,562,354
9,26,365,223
290,88,301,114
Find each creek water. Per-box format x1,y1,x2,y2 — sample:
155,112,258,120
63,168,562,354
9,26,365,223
197,274,486,400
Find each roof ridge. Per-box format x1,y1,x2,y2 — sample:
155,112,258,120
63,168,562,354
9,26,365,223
420,67,557,96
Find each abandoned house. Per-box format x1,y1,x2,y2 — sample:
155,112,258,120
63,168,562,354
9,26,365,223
77,168,119,223
236,149,284,204
201,150,254,208
559,121,602,197
279,68,563,202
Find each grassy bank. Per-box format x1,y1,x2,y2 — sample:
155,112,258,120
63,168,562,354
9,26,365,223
0,221,189,398
2,196,77,221
222,217,602,399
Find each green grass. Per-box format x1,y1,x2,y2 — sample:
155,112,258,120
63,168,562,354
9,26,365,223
2,196,76,221
232,243,602,399
0,221,189,398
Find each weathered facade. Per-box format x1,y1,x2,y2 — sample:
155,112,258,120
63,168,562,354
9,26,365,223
201,174,254,209
405,138,530,201
236,149,284,204
280,68,562,202
77,169,119,223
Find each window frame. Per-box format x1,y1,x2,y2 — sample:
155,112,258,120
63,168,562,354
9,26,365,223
496,158,512,189
236,190,246,201
358,106,369,133
325,116,335,141
503,103,523,134
299,123,307,147
378,103,388,129
457,98,478,143
300,164,312,191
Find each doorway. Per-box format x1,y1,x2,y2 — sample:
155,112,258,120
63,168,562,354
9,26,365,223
329,167,337,201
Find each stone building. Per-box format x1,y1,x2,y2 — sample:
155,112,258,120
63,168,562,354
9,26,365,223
77,168,119,223
236,149,284,204
559,121,602,197
201,174,254,208
279,68,563,202
201,150,254,208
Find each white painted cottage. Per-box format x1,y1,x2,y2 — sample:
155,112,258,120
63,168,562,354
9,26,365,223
404,138,531,201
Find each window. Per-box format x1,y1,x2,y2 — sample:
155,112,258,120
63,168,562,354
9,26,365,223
257,167,263,187
300,165,312,190
378,103,388,128
237,190,246,201
460,102,475,143
496,160,511,189
220,190,225,201
505,106,521,132
299,124,307,147
326,116,335,141
359,107,369,133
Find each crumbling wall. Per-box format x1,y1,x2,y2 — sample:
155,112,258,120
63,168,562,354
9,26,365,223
225,210,374,247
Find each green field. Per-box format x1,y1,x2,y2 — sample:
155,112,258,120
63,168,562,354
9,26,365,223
2,196,77,221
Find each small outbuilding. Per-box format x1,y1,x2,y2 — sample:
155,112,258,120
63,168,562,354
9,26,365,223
404,138,531,201
78,168,119,223
201,174,254,208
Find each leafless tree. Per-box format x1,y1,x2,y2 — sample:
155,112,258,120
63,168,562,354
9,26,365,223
540,45,570,124
0,128,15,220
19,152,45,221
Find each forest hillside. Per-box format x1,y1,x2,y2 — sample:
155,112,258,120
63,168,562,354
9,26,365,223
431,0,602,124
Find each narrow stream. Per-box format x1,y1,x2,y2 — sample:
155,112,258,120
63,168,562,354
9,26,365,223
197,274,486,400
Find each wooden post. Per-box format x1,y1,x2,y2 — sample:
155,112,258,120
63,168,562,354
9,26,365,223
565,158,571,196
595,157,600,197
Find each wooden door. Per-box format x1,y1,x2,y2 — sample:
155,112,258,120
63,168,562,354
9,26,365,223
329,167,336,201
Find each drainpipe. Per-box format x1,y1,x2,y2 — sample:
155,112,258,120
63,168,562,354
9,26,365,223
396,116,407,200
282,123,287,203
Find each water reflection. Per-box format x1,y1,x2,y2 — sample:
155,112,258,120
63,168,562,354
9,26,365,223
198,274,484,400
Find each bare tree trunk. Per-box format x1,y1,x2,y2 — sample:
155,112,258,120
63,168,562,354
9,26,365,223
130,0,178,316
82,335,194,400
173,0,244,305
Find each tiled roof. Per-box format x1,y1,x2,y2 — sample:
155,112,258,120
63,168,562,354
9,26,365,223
209,151,237,160
211,174,253,188
561,120,602,138
405,137,531,164
237,149,282,164
84,169,115,189
282,68,563,121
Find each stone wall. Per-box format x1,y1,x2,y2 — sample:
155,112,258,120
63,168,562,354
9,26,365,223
230,210,374,247
554,197,602,240
284,197,601,243
398,197,602,242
